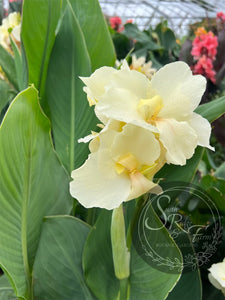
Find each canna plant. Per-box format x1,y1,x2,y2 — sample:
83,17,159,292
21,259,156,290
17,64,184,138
0,1,224,300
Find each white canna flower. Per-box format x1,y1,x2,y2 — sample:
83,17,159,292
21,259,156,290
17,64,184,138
208,259,225,296
80,61,214,166
0,12,21,52
130,54,156,79
70,122,164,210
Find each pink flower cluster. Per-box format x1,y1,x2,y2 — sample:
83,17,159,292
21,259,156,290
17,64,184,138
217,12,225,23
109,16,133,33
191,28,218,83
110,16,122,31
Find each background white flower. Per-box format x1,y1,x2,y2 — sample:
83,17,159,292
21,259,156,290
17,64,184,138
0,12,21,52
208,258,225,296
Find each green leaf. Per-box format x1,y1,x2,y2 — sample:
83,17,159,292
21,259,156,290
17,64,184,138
33,216,93,300
0,275,17,300
124,23,162,51
155,22,177,51
21,0,61,94
157,147,204,183
83,210,120,300
195,96,225,123
44,4,97,172
112,32,131,60
68,0,116,70
130,200,182,300
0,45,18,90
0,86,72,299
10,38,24,91
0,79,16,113
215,162,225,179
166,223,202,300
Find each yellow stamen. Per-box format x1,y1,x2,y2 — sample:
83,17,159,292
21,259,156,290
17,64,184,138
87,97,98,107
137,95,164,124
115,153,159,181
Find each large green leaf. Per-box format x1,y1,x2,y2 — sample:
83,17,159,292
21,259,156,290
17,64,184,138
167,270,202,300
68,0,116,70
21,0,61,94
0,275,17,300
0,79,16,113
10,38,24,91
0,45,18,90
83,210,120,300
195,95,225,123
33,216,93,300
44,4,97,172
0,87,72,299
130,201,182,300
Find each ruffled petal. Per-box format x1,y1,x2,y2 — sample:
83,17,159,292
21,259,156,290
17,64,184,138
80,66,116,105
96,88,157,132
151,61,206,120
111,123,160,166
70,149,131,210
156,118,198,165
127,172,161,200
189,112,214,151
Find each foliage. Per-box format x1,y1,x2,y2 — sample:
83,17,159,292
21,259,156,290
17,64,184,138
0,1,224,300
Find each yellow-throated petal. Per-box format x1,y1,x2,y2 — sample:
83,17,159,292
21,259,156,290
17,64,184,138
70,150,131,210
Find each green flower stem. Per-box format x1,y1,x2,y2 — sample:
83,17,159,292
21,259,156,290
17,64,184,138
111,204,130,280
126,195,147,251
119,278,129,300
86,207,97,226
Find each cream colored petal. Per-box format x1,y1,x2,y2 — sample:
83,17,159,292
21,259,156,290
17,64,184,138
127,172,161,200
151,61,206,120
111,123,160,166
189,113,214,151
156,118,198,165
208,273,223,290
80,66,116,102
111,66,151,99
11,24,21,42
208,260,225,289
96,88,157,132
70,149,131,210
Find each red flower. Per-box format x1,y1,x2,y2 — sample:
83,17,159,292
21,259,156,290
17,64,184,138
191,31,218,60
193,56,216,83
217,11,225,22
110,16,122,31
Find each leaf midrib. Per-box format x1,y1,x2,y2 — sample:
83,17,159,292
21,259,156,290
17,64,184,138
21,125,33,298
70,12,75,172
37,0,51,94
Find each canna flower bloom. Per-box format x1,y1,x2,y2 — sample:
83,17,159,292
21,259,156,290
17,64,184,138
208,259,225,296
81,60,214,166
70,122,164,209
130,54,156,79
216,12,225,23
194,27,207,36
191,31,218,61
109,16,123,32
193,55,216,83
0,12,21,52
